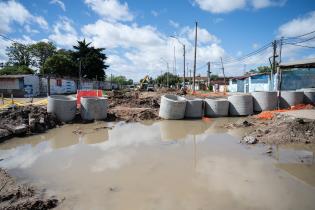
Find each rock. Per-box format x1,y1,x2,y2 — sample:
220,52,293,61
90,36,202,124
0,129,11,140
5,124,28,135
266,147,273,154
243,136,258,144
242,120,253,127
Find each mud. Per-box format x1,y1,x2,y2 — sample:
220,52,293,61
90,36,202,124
0,106,61,142
0,168,59,210
226,114,315,145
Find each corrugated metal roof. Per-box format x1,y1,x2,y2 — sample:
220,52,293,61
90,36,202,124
0,74,32,79
279,57,315,68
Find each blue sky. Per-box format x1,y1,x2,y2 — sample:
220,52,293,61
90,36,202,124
1,0,315,80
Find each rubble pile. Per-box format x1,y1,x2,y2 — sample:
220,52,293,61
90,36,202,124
0,106,61,142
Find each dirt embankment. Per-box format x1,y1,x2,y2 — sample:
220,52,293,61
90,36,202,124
226,114,315,145
0,106,61,142
0,168,59,210
106,89,180,122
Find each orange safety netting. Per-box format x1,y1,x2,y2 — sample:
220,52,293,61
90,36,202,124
256,104,314,120
77,90,103,106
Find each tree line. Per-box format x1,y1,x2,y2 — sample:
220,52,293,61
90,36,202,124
0,39,109,80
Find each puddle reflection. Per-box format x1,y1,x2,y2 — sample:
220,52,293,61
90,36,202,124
0,119,314,210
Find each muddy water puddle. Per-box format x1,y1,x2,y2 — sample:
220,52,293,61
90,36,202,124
0,118,315,210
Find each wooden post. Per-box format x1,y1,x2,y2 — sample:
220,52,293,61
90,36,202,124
11,93,13,105
47,75,51,96
1,93,3,105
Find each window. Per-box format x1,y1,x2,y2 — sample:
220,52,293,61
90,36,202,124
56,79,62,86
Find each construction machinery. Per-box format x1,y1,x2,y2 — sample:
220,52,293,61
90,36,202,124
136,75,154,91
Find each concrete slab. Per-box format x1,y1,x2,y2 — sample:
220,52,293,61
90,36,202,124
281,109,315,120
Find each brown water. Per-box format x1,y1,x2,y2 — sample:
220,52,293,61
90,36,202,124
0,118,314,210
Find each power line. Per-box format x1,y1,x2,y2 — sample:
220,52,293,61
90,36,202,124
283,34,315,44
282,29,315,40
0,34,18,43
285,43,315,49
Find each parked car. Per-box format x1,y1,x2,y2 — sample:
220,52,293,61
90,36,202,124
147,84,154,91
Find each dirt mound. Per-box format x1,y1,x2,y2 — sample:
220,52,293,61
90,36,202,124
0,106,61,142
232,113,315,145
108,108,160,122
0,168,59,210
249,117,315,145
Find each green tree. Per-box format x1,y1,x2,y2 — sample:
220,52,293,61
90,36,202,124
155,73,180,86
42,50,77,76
248,66,271,74
72,39,109,80
110,75,133,85
0,65,34,75
6,43,33,67
30,41,56,71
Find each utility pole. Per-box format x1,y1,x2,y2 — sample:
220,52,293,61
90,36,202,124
173,46,176,75
220,57,226,93
279,37,283,64
170,36,186,88
110,73,113,90
183,45,186,87
160,58,169,87
207,62,211,90
47,75,51,96
243,64,246,75
271,40,277,91
193,21,198,92
79,58,82,90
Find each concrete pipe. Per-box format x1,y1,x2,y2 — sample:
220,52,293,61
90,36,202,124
251,91,277,112
184,98,204,118
300,88,315,105
80,97,108,121
47,95,77,122
159,95,187,120
228,94,253,116
280,91,304,108
204,98,229,117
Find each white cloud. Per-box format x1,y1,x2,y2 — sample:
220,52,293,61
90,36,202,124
194,0,286,13
194,0,246,13
82,20,165,49
24,25,39,34
278,11,315,37
33,16,48,29
251,0,286,9
49,17,79,48
84,0,133,22
0,1,48,33
50,0,66,11
81,19,227,80
252,43,260,49
151,10,159,17
180,26,220,44
213,17,224,24
169,20,180,28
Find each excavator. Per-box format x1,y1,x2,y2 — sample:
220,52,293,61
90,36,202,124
136,75,154,91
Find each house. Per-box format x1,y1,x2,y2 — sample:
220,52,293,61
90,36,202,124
229,58,315,93
277,58,315,90
40,77,77,95
0,75,39,97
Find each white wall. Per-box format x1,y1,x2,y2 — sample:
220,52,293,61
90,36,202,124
40,78,77,95
23,75,40,97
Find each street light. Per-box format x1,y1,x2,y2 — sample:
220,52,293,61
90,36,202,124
170,36,186,87
160,57,169,87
